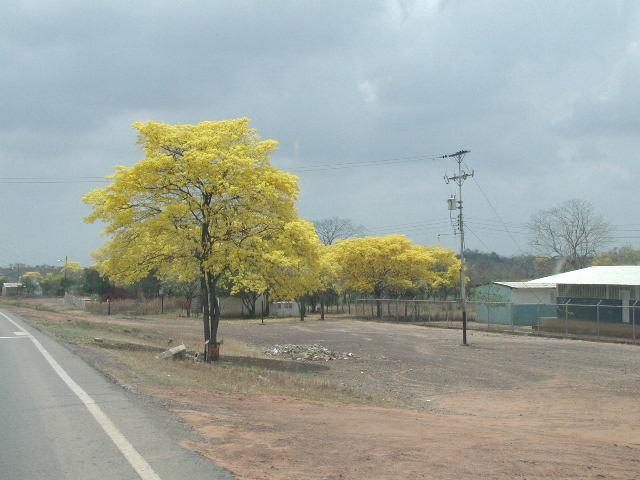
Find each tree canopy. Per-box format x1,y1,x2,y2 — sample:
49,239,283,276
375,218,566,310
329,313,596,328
84,118,307,358
313,217,364,245
329,235,460,316
528,199,611,270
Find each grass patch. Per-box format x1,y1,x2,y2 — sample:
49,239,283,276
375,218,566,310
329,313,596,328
9,305,382,407
109,348,375,405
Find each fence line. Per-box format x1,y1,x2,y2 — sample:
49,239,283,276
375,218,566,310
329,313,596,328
352,299,638,344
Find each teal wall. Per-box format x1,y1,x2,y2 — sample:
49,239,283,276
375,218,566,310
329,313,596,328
473,284,512,324
473,284,557,326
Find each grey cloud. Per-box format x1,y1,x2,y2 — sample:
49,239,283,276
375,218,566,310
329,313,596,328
1,0,640,265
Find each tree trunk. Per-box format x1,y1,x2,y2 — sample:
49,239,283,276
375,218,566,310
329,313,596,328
241,292,257,317
264,291,270,315
200,274,211,344
298,298,306,322
209,275,220,345
201,272,221,362
375,288,383,318
320,295,325,320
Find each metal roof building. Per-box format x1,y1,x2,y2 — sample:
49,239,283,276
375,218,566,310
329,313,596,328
528,266,640,326
2,282,25,296
529,266,640,287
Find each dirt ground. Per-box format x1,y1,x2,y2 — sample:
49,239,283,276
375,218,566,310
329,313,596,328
5,299,640,479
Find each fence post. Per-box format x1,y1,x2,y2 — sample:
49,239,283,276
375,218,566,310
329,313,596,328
510,303,515,333
633,303,637,343
596,300,601,339
535,304,539,336
564,302,569,338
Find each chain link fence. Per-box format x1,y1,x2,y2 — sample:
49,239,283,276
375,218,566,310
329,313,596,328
353,299,639,343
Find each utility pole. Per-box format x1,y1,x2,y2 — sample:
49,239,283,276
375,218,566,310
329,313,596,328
444,150,473,345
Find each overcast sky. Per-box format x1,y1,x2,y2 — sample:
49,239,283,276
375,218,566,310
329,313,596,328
1,0,639,266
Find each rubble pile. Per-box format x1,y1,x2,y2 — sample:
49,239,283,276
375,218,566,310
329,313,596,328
265,344,354,361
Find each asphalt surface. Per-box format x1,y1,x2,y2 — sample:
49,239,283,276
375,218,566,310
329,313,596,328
0,309,233,480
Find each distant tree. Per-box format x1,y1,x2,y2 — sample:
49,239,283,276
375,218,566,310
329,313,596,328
313,217,364,245
162,278,199,317
81,268,115,296
232,220,323,322
463,250,557,285
41,273,65,296
528,199,611,270
330,235,460,317
0,274,7,286
593,246,640,266
20,272,42,295
60,261,83,292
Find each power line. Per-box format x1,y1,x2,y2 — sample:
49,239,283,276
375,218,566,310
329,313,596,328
0,151,448,184
465,225,493,252
283,152,447,173
468,172,528,255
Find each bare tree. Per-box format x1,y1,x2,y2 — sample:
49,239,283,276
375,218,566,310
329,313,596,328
313,217,364,245
528,199,611,270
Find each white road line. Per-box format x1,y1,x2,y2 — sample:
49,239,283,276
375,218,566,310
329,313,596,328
0,310,162,480
0,336,31,339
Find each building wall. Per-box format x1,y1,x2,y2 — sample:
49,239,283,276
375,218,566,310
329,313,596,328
270,301,300,317
473,284,556,326
473,284,512,324
511,288,555,304
557,283,640,301
1,284,25,296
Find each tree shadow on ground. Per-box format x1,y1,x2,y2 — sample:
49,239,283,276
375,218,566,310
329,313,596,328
219,355,330,373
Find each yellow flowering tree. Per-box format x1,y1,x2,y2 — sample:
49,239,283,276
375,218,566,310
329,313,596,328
84,119,301,359
229,219,323,321
20,271,42,295
330,235,460,317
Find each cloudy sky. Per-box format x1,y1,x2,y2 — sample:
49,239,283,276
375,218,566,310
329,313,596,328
1,0,639,266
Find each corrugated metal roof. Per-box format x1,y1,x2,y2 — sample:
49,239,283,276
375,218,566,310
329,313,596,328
494,281,556,289
528,266,640,286
2,283,23,288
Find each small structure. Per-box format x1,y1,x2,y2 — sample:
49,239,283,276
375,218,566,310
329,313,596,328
270,301,300,318
2,283,25,297
474,281,556,326
531,266,640,324
476,266,640,331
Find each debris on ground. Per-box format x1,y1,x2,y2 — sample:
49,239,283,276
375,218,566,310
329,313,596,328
265,344,355,361
159,343,187,359
184,350,202,362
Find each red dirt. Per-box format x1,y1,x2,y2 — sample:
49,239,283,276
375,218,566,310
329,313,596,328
155,386,640,480
9,300,640,479
148,317,640,479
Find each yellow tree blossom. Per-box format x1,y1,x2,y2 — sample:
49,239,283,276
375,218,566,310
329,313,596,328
84,119,301,358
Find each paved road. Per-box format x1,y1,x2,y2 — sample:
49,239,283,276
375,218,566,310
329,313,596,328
0,309,233,480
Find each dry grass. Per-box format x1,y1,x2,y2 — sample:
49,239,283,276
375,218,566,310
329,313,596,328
4,298,375,406
107,348,373,404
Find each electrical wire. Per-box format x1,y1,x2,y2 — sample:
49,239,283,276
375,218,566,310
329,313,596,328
0,151,449,184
